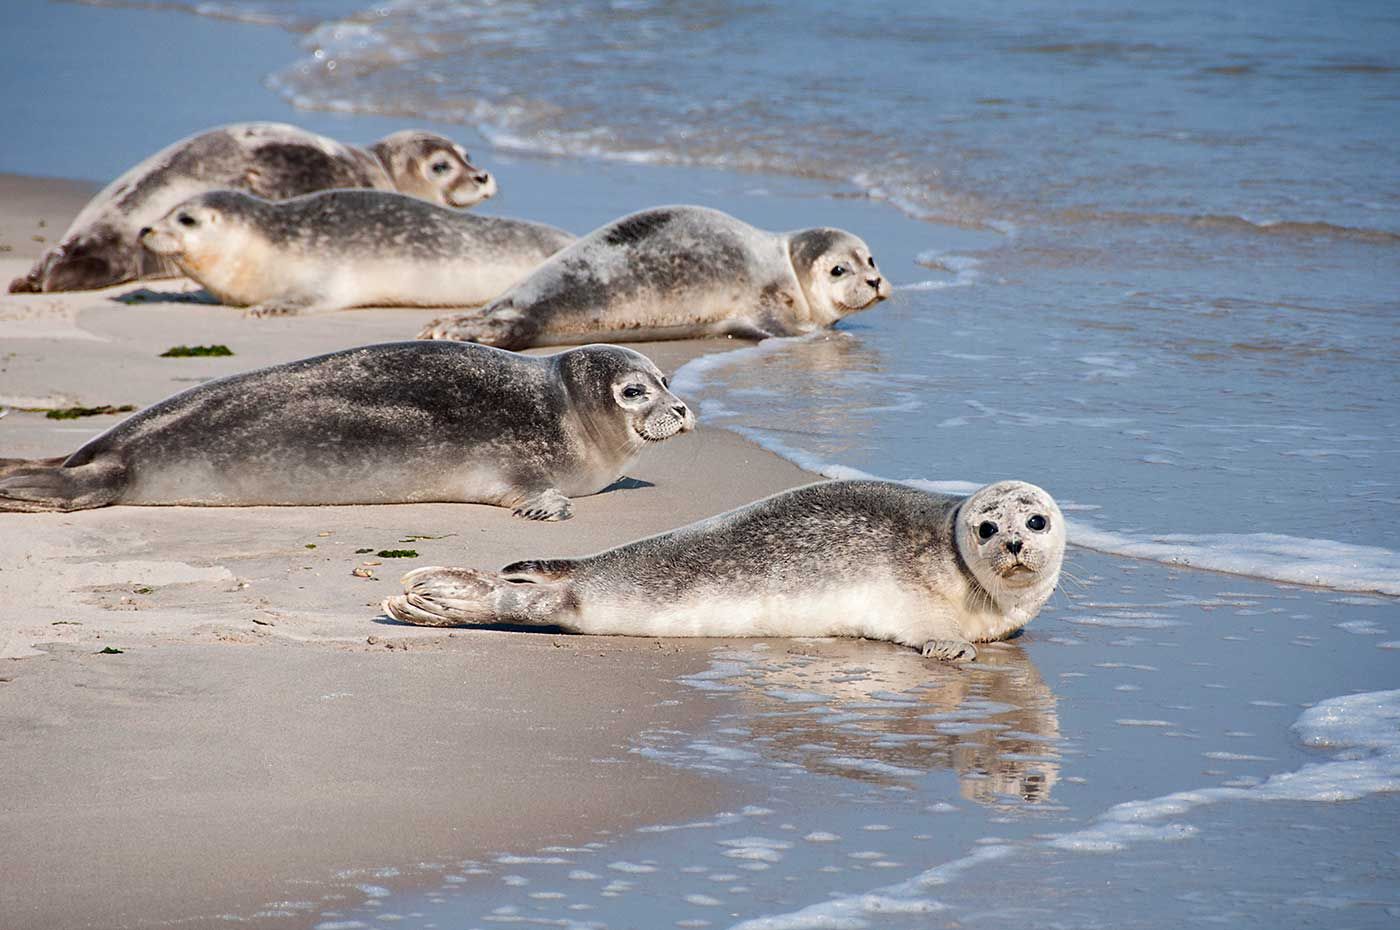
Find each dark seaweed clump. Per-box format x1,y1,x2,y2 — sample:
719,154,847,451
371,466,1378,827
160,344,234,357
45,404,136,420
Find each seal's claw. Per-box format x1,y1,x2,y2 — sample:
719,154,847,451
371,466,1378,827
512,489,572,522
921,639,978,663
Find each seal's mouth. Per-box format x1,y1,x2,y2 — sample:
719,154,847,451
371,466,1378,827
997,562,1041,585
139,228,182,257
634,409,695,442
449,174,498,207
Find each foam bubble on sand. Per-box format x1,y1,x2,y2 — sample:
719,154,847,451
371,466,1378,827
720,837,794,863
1065,614,1183,629
824,757,925,779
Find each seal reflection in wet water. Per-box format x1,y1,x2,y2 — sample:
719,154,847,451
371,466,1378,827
0,342,692,520
10,122,497,294
140,189,575,316
419,205,892,347
383,479,1066,660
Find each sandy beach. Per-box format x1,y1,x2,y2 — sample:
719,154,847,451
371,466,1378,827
0,173,816,928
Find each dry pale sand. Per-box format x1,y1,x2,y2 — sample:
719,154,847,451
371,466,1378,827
0,175,816,929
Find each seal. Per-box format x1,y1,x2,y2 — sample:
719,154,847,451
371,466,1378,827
139,189,576,316
0,341,693,520
9,122,497,294
381,478,1065,660
416,205,892,348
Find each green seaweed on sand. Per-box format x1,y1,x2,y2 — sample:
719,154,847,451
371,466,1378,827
96,646,124,655
44,404,136,420
377,549,419,559
160,344,233,357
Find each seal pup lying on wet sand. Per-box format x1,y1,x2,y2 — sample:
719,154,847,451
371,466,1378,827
417,205,892,348
0,342,692,520
383,479,1065,660
140,189,576,316
10,122,497,294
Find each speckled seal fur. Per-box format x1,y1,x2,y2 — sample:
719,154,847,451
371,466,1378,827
417,204,892,348
140,189,575,316
382,478,1066,660
9,122,496,294
0,342,693,520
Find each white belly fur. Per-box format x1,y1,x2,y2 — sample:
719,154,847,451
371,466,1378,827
571,581,965,648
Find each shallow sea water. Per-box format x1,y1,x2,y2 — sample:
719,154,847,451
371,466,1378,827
18,1,1400,926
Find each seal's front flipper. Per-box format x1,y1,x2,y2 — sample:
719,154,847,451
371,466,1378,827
0,458,125,513
921,639,978,663
720,320,779,341
511,488,573,522
245,297,334,318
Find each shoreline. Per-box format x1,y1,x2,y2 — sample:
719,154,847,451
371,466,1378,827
0,172,820,928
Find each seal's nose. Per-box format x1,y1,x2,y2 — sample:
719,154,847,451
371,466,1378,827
138,226,153,239
1006,537,1024,555
473,172,491,185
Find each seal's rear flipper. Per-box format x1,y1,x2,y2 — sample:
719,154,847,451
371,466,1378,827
500,558,576,582
383,565,570,627
0,458,125,513
0,456,65,476
416,300,538,350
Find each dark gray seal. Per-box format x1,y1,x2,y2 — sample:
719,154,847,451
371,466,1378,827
382,478,1065,660
417,205,892,348
10,123,496,294
139,189,575,316
0,342,692,520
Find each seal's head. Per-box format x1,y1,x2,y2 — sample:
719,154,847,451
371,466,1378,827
370,131,497,208
139,191,270,302
556,345,696,445
788,227,891,324
956,480,1066,603
8,225,152,293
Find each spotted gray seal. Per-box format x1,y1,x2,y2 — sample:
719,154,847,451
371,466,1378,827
139,189,575,316
9,122,497,294
382,478,1065,659
417,205,891,348
0,342,692,520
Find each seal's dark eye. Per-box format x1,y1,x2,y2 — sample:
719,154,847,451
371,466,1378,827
1027,514,1048,532
178,214,197,227
622,385,647,399
978,521,998,540
867,256,876,268
431,160,452,175
830,265,848,277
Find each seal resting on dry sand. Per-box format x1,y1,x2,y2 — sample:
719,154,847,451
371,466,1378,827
10,122,497,293
417,205,892,348
0,342,692,520
382,479,1065,660
139,189,575,316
